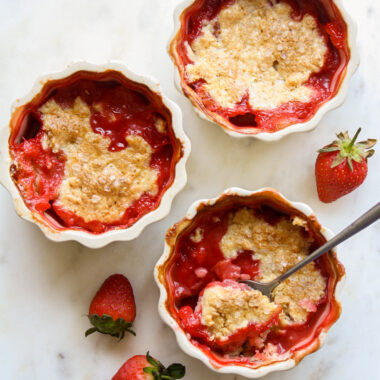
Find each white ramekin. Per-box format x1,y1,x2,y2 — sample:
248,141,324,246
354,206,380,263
154,187,345,378
168,0,359,141
0,61,191,248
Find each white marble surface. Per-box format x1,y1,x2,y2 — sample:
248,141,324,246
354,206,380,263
0,0,379,379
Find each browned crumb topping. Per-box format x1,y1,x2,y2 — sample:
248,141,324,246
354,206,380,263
40,98,158,223
292,216,308,228
190,227,204,243
219,208,326,324
273,263,326,324
200,283,279,340
155,117,167,134
185,0,327,109
220,208,312,275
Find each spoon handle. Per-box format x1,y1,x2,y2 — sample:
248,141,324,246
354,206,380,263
274,202,380,285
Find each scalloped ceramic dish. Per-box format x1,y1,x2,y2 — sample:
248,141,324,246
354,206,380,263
155,188,345,378
169,0,359,140
0,62,191,248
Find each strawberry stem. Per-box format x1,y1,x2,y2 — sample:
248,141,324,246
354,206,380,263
348,127,361,151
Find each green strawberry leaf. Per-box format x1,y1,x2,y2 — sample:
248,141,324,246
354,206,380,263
366,149,375,158
357,139,377,149
318,146,340,153
143,353,186,380
86,314,135,340
146,352,164,370
84,327,98,337
167,363,186,378
331,154,345,168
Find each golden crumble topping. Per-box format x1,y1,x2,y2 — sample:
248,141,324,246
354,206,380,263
292,216,308,228
220,208,311,271
219,208,326,324
39,98,158,223
155,117,167,134
200,283,280,340
185,0,327,109
190,227,204,243
273,263,326,324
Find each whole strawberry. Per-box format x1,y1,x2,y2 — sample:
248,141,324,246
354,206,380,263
112,352,185,380
315,128,376,203
86,274,136,340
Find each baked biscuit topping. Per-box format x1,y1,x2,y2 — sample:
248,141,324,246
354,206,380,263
185,0,327,109
220,208,311,270
220,208,326,324
40,98,158,223
200,282,280,340
273,263,326,324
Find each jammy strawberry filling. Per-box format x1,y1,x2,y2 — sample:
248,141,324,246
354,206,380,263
173,0,350,133
163,198,343,367
9,71,182,233
179,280,281,352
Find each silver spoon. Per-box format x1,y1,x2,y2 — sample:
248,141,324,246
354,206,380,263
240,202,380,300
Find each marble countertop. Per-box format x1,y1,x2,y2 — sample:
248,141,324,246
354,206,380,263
0,0,379,379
